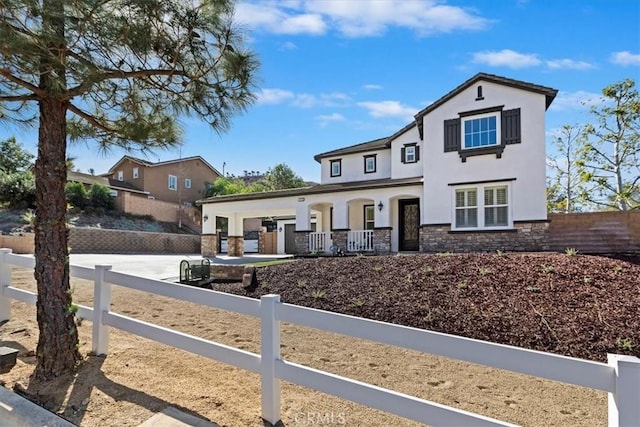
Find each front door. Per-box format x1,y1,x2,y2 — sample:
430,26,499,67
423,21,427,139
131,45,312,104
399,199,420,251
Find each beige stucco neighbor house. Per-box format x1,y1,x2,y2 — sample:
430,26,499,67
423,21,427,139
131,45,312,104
198,73,558,257
104,155,221,206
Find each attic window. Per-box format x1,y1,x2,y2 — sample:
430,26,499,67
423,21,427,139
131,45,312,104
476,85,484,101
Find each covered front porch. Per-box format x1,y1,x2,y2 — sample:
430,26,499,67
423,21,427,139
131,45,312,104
198,179,423,257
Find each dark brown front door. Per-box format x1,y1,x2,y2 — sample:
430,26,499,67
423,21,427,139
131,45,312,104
399,199,420,251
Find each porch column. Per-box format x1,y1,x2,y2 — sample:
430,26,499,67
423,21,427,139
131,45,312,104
373,227,392,254
295,199,311,231
294,231,311,254
227,214,244,257
201,212,217,257
331,201,349,253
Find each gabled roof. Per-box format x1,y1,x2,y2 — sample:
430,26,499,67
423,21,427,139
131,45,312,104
107,155,221,176
386,121,418,146
412,73,557,140
313,137,390,163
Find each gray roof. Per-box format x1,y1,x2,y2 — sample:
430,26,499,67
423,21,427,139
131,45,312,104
197,176,423,205
313,137,390,163
107,155,221,176
68,171,148,194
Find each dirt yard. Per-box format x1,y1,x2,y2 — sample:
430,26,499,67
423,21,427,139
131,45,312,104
0,257,614,426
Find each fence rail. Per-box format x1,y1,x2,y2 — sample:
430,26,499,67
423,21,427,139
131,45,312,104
347,230,374,252
308,232,331,253
0,248,638,427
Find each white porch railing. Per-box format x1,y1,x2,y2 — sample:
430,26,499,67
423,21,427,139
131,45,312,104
347,230,374,252
308,232,331,253
1,248,638,427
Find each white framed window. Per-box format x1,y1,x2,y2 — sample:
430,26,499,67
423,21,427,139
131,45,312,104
452,183,511,230
455,188,478,228
364,205,375,230
330,159,341,177
463,114,498,149
168,174,177,190
109,190,118,197
364,155,376,173
133,167,139,179
117,170,123,181
184,178,191,189
404,145,416,162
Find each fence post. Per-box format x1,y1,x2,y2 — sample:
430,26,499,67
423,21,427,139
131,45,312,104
261,294,281,426
608,354,640,427
0,249,13,322
92,264,113,355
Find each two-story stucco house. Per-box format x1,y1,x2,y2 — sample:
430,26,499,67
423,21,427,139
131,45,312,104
198,73,557,257
105,155,221,205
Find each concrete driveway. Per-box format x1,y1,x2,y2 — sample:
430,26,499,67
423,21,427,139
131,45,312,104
69,253,292,281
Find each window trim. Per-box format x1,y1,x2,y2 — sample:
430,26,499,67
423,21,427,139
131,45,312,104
402,143,419,164
451,182,512,231
117,170,123,181
132,167,139,179
330,159,342,177
184,178,191,189
462,112,499,151
363,204,375,230
363,155,376,174
168,174,178,191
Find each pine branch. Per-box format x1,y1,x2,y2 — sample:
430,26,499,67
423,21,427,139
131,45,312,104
0,94,39,101
0,68,45,97
68,102,116,134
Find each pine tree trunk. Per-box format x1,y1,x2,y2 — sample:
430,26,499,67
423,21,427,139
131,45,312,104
33,0,81,380
33,97,81,380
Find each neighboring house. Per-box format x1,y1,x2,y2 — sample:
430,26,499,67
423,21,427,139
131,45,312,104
67,170,149,198
104,155,221,205
198,73,557,256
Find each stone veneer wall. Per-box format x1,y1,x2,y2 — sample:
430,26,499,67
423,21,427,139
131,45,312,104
419,221,550,253
201,233,218,257
227,236,244,257
69,227,201,254
330,230,348,253
293,231,310,254
373,228,392,254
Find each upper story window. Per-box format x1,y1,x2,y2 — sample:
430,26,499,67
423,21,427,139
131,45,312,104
364,205,375,230
168,174,177,191
401,143,419,164
132,167,139,179
330,159,341,177
364,155,376,174
117,170,123,181
463,115,497,149
185,178,191,189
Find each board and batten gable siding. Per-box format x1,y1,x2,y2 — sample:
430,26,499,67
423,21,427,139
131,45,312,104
320,149,391,184
421,81,548,225
389,126,423,180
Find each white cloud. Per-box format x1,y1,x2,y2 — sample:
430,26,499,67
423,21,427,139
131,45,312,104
357,100,417,120
549,90,603,112
316,113,346,127
610,51,640,66
279,41,298,51
236,1,491,37
256,88,295,105
546,58,595,70
235,3,326,35
472,49,541,69
363,84,383,90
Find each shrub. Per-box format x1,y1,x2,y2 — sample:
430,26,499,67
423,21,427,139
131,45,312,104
65,182,88,209
88,184,114,210
0,171,36,208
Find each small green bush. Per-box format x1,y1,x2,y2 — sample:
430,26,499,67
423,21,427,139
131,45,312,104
88,184,114,210
65,182,88,209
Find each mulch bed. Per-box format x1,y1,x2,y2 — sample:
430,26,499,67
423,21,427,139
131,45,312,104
216,252,640,362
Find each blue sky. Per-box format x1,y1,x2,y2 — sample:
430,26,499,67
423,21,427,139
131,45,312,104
1,0,639,182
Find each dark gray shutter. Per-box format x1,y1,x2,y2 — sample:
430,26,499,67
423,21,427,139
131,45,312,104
444,118,460,152
502,108,521,145
415,145,420,161
401,147,406,163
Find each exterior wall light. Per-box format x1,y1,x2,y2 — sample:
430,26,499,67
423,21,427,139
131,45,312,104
203,214,209,222
378,201,384,211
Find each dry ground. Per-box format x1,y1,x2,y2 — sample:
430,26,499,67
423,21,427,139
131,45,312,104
3,252,635,426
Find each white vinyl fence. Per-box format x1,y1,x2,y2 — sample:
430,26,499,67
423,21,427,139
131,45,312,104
347,230,374,252
308,232,331,253
0,248,638,426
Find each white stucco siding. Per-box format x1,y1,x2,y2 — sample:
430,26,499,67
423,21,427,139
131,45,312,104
390,126,423,180
422,81,548,225
320,149,391,184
